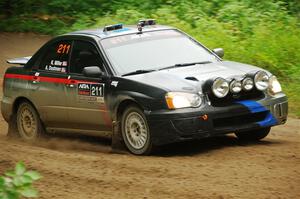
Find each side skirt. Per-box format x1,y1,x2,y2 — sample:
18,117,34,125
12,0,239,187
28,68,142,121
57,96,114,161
46,127,112,138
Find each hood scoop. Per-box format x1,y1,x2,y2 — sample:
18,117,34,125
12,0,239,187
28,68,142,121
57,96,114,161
185,76,199,81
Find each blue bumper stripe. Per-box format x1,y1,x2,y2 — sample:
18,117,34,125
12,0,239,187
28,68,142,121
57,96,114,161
237,100,277,127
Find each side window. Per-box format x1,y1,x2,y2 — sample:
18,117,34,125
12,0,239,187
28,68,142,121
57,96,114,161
70,40,104,74
39,40,72,73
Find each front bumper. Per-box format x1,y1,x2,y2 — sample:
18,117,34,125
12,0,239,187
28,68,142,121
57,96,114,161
146,93,288,145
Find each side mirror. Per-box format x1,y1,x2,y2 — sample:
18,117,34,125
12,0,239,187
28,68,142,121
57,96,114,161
82,66,104,78
212,48,224,58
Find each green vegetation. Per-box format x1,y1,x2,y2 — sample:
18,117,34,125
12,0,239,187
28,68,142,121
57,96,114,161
0,0,299,116
0,162,41,199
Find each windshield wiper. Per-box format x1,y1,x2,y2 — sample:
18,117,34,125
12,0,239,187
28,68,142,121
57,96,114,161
122,61,212,76
122,69,156,77
159,61,212,71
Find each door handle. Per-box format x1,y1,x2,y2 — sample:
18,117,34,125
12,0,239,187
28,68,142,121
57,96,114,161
66,80,76,88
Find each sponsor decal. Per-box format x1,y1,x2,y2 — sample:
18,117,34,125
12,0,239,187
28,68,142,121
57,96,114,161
111,81,118,87
77,83,105,104
78,96,97,102
78,83,104,97
78,83,91,96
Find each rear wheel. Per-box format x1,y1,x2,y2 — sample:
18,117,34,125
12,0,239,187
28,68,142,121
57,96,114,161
235,127,271,141
16,102,44,142
121,106,153,155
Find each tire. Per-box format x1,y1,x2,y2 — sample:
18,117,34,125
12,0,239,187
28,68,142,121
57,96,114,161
235,127,271,142
16,102,44,142
121,106,153,155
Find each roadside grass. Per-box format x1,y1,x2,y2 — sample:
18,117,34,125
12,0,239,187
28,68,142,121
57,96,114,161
283,82,300,118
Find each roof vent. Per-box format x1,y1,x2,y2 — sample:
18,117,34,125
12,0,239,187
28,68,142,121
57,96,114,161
138,19,156,27
103,24,123,32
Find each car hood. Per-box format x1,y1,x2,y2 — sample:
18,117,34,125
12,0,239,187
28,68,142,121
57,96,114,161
123,61,268,92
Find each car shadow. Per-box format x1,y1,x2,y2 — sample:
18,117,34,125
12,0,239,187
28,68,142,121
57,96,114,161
153,135,282,157
9,131,282,156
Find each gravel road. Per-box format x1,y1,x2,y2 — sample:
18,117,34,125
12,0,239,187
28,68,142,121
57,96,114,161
0,32,299,199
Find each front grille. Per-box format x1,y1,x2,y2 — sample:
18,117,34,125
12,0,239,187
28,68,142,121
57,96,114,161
213,111,268,128
209,90,265,107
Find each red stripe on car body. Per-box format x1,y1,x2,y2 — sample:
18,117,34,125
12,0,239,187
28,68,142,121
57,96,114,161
4,73,98,84
5,73,112,127
5,74,33,81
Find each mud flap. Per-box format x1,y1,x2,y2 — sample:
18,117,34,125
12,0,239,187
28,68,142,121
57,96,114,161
111,121,128,154
7,115,19,138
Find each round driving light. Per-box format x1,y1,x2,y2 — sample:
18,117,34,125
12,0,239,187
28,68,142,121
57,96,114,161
212,78,229,98
268,76,282,96
229,80,242,93
242,77,254,91
254,71,269,91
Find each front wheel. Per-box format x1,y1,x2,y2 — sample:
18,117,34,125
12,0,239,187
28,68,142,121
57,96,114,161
121,106,153,155
16,102,44,142
235,127,271,141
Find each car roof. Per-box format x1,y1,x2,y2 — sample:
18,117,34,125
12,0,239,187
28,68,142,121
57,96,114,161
65,25,176,40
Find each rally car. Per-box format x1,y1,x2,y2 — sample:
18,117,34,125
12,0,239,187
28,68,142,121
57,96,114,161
1,20,288,155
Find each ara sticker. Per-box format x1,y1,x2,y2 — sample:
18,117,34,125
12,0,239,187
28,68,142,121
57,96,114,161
78,83,104,97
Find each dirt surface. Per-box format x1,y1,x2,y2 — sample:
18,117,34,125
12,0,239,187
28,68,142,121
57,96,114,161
0,32,299,199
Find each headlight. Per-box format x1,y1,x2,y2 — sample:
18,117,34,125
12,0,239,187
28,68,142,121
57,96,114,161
268,76,282,96
229,80,242,93
254,71,269,91
165,92,202,109
242,77,254,91
212,78,229,98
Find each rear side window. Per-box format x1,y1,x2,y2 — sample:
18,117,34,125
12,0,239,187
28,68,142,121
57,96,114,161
39,40,72,73
70,40,104,74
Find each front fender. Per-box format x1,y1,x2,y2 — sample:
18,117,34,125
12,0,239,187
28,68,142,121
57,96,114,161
110,91,157,120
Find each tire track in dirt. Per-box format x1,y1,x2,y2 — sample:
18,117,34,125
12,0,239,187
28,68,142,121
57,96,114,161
0,32,299,199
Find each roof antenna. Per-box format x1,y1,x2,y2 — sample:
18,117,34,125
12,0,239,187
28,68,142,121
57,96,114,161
137,22,143,34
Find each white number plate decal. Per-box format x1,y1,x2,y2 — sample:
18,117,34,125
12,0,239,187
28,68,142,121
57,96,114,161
91,84,103,97
78,83,104,97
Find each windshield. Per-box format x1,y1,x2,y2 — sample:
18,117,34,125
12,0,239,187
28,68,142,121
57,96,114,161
101,30,218,75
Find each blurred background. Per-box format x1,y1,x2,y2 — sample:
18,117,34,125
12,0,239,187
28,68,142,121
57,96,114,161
0,0,299,116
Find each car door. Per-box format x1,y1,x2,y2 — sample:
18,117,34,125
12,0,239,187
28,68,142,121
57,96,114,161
28,39,71,128
64,39,112,131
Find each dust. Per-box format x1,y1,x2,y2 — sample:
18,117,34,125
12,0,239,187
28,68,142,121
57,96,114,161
36,136,112,153
8,133,113,153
